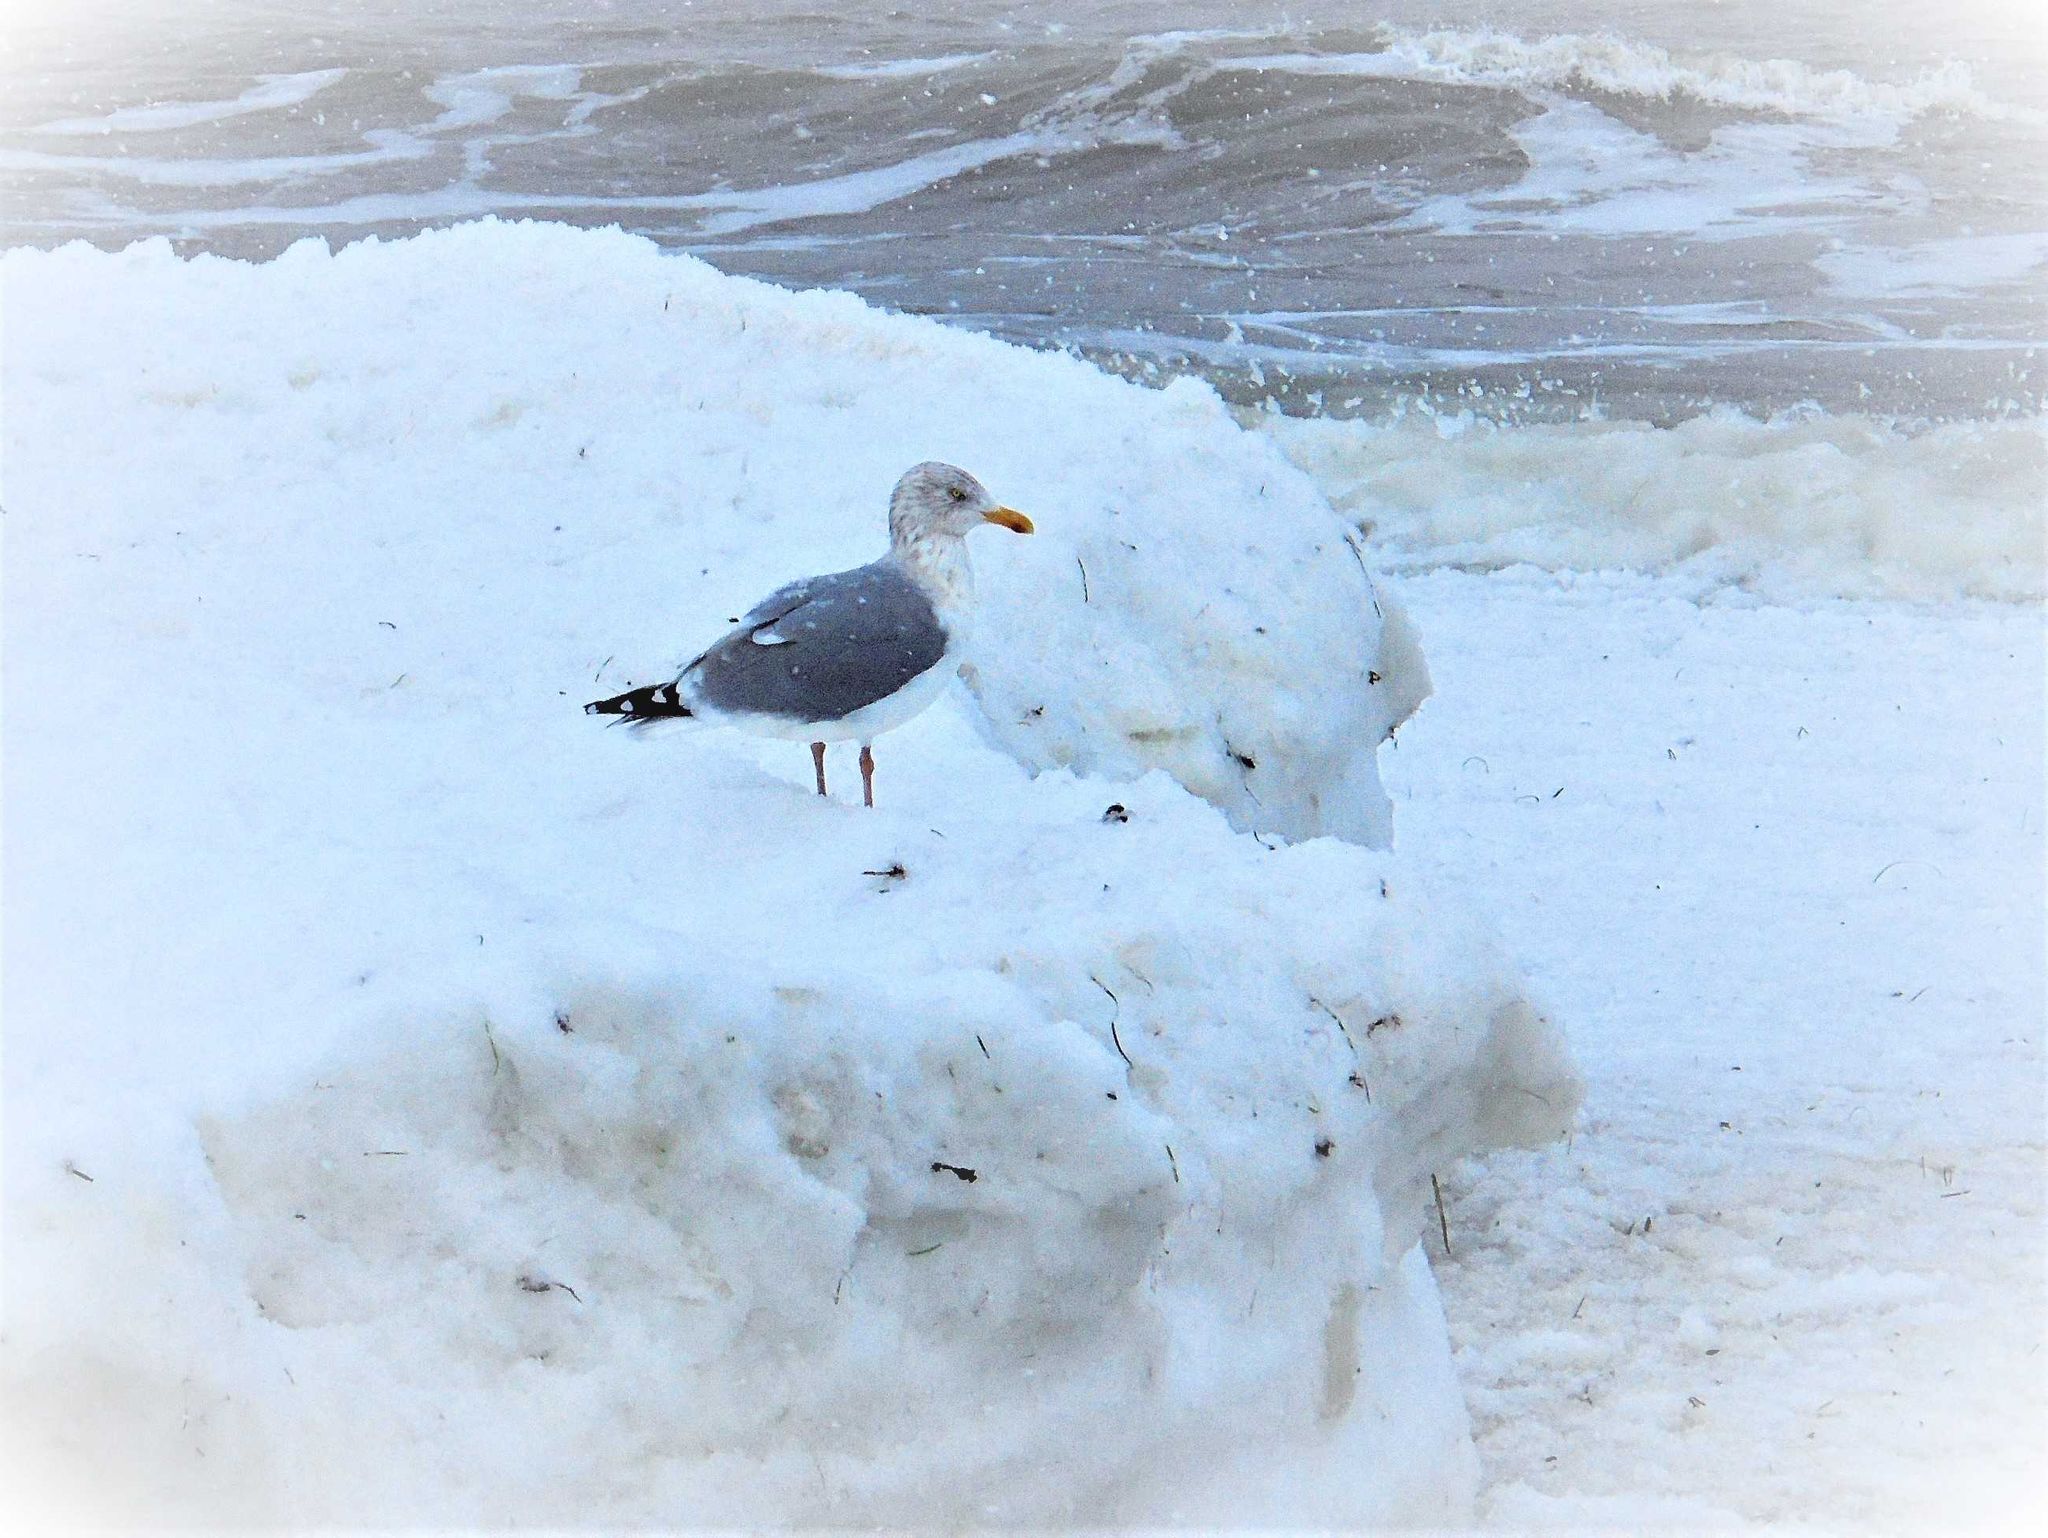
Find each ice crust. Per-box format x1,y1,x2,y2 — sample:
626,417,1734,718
1,222,1575,1525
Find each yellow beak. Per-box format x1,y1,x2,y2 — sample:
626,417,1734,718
984,506,1034,534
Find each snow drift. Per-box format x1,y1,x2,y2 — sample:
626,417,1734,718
0,221,1574,1526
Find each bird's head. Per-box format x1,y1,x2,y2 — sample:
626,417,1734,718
888,462,1033,547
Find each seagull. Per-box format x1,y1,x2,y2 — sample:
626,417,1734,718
586,462,1033,806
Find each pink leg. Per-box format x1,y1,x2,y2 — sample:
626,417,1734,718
810,741,828,797
859,744,876,808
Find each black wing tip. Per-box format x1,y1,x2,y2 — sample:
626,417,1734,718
585,682,692,723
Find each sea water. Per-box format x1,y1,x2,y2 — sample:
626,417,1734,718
7,0,2043,424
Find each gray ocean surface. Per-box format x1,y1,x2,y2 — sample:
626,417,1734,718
5,0,2045,423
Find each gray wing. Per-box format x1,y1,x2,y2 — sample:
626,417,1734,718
686,561,950,723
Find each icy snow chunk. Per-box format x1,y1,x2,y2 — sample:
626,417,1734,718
951,373,1430,848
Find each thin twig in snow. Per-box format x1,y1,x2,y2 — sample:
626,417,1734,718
1092,974,1134,1067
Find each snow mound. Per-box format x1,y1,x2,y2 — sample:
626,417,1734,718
0,221,1573,1526
1,219,1423,846
9,765,1577,1527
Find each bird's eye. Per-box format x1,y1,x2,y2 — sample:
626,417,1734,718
948,486,967,502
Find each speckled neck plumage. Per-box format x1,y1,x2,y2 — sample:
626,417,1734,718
890,529,975,623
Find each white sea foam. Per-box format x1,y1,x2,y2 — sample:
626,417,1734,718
1816,230,2048,298
682,126,1121,237
1228,25,2036,125
30,68,349,136
1063,22,2018,249
423,64,584,132
1260,406,2046,603
1392,94,1891,241
0,129,434,188
813,52,993,81
122,113,1178,236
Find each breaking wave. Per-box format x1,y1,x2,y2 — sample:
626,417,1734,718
1297,25,2037,123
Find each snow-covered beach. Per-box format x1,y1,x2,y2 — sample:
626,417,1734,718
1399,572,2043,1526
3,219,2040,1526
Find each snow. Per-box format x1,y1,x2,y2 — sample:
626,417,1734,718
1395,572,2046,1528
5,761,1571,1525
4,218,2041,1529
4,221,1421,849
1,222,1564,1527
